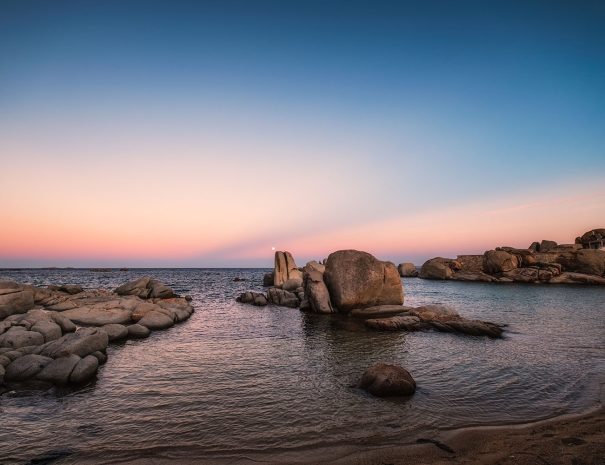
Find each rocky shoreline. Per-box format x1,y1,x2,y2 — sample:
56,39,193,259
412,228,605,285
0,277,194,392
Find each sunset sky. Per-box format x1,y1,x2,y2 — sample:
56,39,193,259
1,1,604,267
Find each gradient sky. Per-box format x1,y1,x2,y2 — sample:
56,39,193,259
1,0,604,267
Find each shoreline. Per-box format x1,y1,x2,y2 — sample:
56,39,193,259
87,401,604,465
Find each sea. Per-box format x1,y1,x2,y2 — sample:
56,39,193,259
0,268,604,464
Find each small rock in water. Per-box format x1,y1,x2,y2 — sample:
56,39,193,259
359,362,416,397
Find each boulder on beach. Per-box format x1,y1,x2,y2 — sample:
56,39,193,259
359,363,416,397
69,355,99,384
127,324,151,339
262,271,274,287
60,306,133,326
540,240,558,252
36,354,81,385
5,354,53,382
559,249,605,276
397,263,418,277
102,324,129,341
324,250,403,312
40,328,109,359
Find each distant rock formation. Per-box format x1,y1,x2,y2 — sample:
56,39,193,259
0,278,194,392
236,250,504,338
418,229,605,284
397,262,418,277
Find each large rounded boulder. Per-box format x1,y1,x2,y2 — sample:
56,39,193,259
359,363,416,397
419,257,460,280
483,250,519,274
397,263,418,277
324,250,403,312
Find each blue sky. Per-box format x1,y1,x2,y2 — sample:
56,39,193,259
1,0,604,267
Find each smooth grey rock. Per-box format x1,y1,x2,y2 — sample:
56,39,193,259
0,288,35,319
50,312,77,333
91,350,107,365
0,330,45,349
60,306,133,326
137,311,174,330
102,324,128,341
127,324,150,339
5,354,53,382
31,321,63,342
69,355,99,384
36,354,81,385
40,328,109,358
0,355,11,367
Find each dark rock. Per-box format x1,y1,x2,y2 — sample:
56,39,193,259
266,288,299,308
40,328,109,358
59,284,83,295
127,324,151,339
137,311,174,330
5,354,53,382
69,355,99,383
262,271,274,287
36,354,81,385
540,240,558,252
102,324,129,341
236,291,268,306
359,363,416,397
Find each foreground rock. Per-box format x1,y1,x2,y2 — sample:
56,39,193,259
324,250,403,312
359,363,416,397
418,229,605,285
0,278,194,392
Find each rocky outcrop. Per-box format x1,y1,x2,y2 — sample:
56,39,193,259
397,263,418,277
262,271,274,287
273,251,303,288
324,250,403,312
418,230,605,285
365,304,504,338
0,278,194,393
266,288,299,308
359,363,416,397
303,270,334,314
236,291,268,306
114,277,176,299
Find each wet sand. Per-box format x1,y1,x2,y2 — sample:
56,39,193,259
114,406,603,465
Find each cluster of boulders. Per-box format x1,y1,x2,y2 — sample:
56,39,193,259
0,277,193,392
418,229,605,284
237,249,504,339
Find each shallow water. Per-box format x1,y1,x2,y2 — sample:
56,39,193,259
0,268,604,464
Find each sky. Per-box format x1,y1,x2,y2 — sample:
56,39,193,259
1,0,604,267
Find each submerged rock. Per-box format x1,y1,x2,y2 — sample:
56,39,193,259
359,363,416,397
324,250,403,312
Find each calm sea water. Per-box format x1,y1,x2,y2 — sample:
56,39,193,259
0,268,604,464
